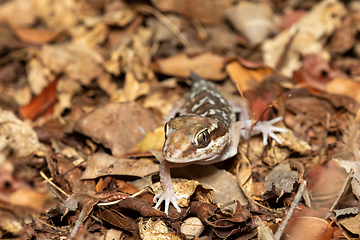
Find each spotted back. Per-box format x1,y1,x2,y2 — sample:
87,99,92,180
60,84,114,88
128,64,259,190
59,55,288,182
180,75,235,128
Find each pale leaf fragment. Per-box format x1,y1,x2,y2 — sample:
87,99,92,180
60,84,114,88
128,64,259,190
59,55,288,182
81,153,159,179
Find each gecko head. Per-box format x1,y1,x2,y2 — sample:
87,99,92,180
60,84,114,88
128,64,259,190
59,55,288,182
162,115,230,163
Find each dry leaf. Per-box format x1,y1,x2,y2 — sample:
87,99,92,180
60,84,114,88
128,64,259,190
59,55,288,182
12,28,62,44
0,109,44,160
284,217,333,240
81,153,159,179
226,58,275,92
262,0,346,76
151,0,230,24
327,77,360,103
127,126,165,156
139,218,181,240
151,52,226,81
0,0,36,28
74,102,158,156
225,2,277,45
9,188,50,212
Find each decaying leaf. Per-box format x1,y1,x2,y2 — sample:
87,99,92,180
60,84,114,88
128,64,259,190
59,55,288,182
263,162,299,200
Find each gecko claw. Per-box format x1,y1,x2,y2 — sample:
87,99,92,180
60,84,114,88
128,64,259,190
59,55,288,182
154,191,188,215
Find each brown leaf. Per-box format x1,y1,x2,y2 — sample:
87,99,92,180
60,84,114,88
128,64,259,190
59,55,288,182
19,76,59,120
226,58,275,92
283,217,333,240
150,52,226,81
81,153,159,179
151,0,230,24
12,28,62,44
74,102,158,156
117,198,166,217
97,208,137,232
293,54,344,92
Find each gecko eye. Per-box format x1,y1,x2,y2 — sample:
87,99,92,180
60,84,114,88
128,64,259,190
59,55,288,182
194,129,210,147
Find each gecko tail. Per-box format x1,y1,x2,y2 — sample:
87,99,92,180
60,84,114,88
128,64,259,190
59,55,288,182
189,70,202,82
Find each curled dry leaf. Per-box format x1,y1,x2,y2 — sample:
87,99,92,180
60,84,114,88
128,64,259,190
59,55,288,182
338,213,360,236
150,52,226,81
74,102,158,156
0,109,43,160
117,198,166,217
81,153,159,179
139,218,181,240
262,0,346,76
263,162,299,200
225,1,277,45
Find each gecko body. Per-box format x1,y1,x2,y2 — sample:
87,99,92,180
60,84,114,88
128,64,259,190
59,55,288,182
154,72,286,214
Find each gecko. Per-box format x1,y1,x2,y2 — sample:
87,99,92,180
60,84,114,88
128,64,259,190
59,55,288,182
153,71,287,215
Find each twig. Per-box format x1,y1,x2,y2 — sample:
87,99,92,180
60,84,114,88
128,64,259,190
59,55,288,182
328,169,353,214
273,180,307,240
67,205,87,240
40,171,70,198
135,5,190,47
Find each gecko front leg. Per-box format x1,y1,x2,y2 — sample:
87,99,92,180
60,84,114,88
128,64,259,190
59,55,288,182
153,160,189,215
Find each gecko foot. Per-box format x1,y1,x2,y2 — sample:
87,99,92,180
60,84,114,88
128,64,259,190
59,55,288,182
153,190,188,215
252,116,288,146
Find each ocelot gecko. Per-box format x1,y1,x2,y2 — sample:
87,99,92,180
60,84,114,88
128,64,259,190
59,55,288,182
153,71,287,215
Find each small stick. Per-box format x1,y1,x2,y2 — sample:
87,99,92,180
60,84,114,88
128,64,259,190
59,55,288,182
273,180,307,240
40,171,69,198
135,5,190,47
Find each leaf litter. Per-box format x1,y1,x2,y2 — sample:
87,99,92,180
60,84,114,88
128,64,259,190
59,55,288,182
0,0,360,239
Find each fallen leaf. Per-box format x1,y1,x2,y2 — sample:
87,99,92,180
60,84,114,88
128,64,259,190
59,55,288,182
327,77,360,103
127,126,165,156
262,0,346,76
0,109,44,159
226,58,275,92
150,52,226,81
225,2,277,45
9,188,50,212
0,0,36,27
74,102,158,156
293,54,344,92
81,153,159,179
19,76,59,120
151,0,230,24
263,162,299,200
12,28,62,44
283,217,333,240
